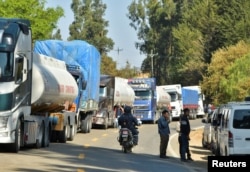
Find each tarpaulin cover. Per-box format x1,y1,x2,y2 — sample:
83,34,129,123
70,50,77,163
33,40,100,108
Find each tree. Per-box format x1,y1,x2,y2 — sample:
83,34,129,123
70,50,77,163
201,41,250,105
0,0,64,42
68,0,114,55
101,55,118,76
128,0,250,89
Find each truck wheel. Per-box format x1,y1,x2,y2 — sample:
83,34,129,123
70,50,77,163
59,126,67,143
87,117,92,133
9,119,21,153
81,119,89,133
69,123,77,141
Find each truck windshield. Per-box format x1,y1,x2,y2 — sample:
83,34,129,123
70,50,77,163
135,90,152,99
0,52,13,80
168,92,178,102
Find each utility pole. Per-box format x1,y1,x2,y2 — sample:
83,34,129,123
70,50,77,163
114,47,123,69
149,50,157,77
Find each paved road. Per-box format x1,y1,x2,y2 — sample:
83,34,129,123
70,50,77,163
0,119,208,172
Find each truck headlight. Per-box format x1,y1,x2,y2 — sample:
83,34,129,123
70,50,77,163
0,116,9,130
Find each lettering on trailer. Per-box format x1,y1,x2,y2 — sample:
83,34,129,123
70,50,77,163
58,85,75,94
128,79,151,89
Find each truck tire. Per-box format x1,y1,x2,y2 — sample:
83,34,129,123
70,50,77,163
87,116,92,133
81,119,89,133
69,123,77,141
9,119,21,153
59,126,68,143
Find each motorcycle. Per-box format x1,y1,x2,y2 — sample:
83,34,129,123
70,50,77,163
117,128,135,153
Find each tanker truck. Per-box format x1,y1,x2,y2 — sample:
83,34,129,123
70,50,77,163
34,39,100,134
156,86,172,122
0,18,81,152
92,75,135,129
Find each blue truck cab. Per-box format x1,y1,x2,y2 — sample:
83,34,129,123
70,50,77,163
128,78,157,124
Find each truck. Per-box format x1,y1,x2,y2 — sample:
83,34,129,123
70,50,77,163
182,85,205,118
181,87,199,119
0,18,100,153
127,78,157,124
156,86,172,121
34,39,100,134
160,84,183,120
92,75,135,129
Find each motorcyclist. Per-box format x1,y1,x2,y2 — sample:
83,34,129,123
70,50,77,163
118,106,139,145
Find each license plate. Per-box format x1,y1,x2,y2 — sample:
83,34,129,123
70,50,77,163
122,130,128,134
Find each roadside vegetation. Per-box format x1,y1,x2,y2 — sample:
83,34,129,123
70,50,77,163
1,0,250,104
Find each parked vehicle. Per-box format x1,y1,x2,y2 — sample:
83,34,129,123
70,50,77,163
201,109,217,149
160,84,183,120
34,40,100,134
181,87,199,119
182,86,205,118
156,86,172,121
217,102,250,156
128,78,157,123
92,75,135,129
0,18,101,152
210,105,224,155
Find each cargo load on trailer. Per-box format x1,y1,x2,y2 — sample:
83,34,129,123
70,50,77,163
0,17,94,153
34,40,101,134
92,75,135,129
181,87,199,119
156,86,172,121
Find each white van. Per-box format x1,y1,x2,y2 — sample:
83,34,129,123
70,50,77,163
218,102,250,156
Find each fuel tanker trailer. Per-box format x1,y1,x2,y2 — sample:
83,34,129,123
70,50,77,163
156,86,172,122
92,75,135,129
0,18,78,153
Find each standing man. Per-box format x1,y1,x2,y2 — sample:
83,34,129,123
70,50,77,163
158,109,171,159
179,108,191,162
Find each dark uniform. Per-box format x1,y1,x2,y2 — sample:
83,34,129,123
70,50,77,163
179,108,191,161
118,106,139,145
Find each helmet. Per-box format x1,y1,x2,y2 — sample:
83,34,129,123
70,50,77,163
124,106,132,113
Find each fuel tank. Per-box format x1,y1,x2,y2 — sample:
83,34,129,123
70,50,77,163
31,53,78,108
114,77,135,106
156,86,171,108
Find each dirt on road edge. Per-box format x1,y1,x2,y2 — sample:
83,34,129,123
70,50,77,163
188,127,213,170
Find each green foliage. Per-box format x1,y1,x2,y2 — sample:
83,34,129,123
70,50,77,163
220,54,250,102
201,41,250,105
128,0,250,105
68,0,114,55
0,0,64,41
101,55,117,76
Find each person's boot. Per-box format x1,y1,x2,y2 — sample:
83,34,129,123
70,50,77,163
187,156,194,161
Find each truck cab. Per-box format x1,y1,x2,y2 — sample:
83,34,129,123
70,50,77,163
128,78,157,124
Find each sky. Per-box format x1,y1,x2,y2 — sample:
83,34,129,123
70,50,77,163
46,0,146,69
